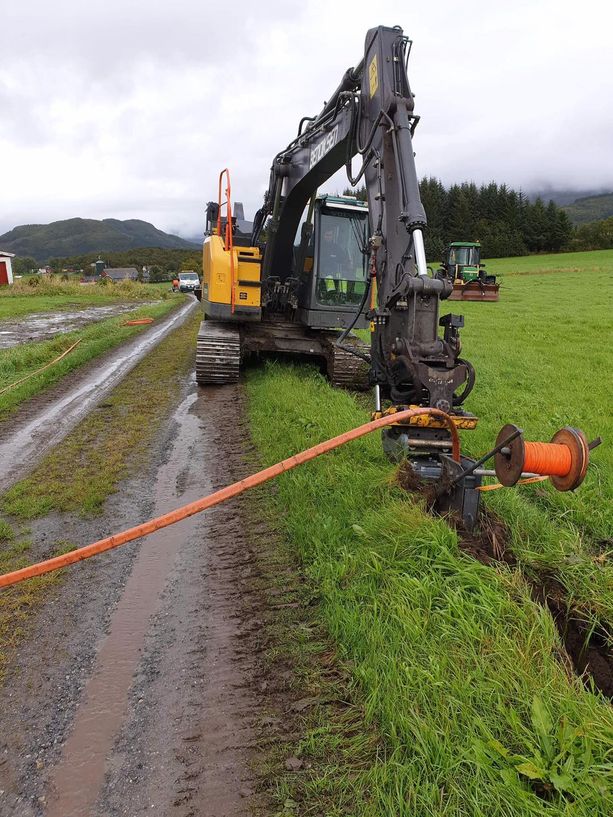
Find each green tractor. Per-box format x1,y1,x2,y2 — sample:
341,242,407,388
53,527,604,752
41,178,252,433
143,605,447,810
437,241,500,301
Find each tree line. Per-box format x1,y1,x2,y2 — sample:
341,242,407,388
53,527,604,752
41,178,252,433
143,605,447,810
418,179,575,259
571,216,613,251
12,248,203,281
345,179,578,259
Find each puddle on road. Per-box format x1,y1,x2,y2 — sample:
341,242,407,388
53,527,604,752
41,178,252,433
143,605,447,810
46,388,211,817
0,303,156,349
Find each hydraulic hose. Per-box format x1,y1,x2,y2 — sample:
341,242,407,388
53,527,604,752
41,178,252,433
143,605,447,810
0,408,460,589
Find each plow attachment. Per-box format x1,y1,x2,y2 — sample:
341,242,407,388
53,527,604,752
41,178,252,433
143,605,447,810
447,280,500,302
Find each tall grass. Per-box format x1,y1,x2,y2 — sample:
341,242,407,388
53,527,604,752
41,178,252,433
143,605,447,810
1,276,162,300
247,363,613,815
0,277,173,320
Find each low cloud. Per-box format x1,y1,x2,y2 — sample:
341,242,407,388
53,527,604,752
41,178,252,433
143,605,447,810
2,0,612,237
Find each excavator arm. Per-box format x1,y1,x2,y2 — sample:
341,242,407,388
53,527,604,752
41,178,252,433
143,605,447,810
252,24,473,414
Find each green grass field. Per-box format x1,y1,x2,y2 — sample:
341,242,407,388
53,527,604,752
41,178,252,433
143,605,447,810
483,248,613,277
247,249,613,815
439,256,612,618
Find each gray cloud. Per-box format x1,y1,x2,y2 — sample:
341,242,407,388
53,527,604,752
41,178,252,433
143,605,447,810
1,0,612,238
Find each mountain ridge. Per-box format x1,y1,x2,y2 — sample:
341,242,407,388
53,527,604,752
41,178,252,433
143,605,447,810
0,217,200,262
561,193,613,225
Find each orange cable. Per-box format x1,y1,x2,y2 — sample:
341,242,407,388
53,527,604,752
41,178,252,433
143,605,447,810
0,407,460,589
123,318,154,326
523,441,572,477
0,339,82,397
478,475,548,492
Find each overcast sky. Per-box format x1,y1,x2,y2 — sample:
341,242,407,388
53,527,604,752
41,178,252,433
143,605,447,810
2,0,612,238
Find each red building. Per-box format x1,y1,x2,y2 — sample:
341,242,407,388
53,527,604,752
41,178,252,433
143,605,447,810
0,251,15,286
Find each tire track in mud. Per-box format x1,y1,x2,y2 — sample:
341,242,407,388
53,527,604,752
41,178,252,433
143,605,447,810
0,371,273,816
44,390,211,816
37,383,261,817
90,387,261,817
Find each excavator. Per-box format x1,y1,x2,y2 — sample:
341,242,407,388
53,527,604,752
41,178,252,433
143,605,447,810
196,24,596,528
198,25,461,400
199,191,370,387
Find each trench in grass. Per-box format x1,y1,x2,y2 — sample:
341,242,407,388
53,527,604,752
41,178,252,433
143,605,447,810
351,263,612,617
399,459,613,701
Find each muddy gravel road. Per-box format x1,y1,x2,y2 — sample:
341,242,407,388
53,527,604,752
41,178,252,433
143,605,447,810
0,298,198,489
0,374,268,816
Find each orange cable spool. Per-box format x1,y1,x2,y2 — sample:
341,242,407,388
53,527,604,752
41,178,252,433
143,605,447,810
494,424,590,491
522,441,571,477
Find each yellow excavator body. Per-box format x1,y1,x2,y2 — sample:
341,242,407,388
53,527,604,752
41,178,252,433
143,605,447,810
202,234,262,320
196,174,370,388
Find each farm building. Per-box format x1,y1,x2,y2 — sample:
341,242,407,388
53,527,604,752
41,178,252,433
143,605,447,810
102,267,139,281
0,251,15,286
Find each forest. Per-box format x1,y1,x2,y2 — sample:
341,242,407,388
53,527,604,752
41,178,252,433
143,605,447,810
346,179,575,260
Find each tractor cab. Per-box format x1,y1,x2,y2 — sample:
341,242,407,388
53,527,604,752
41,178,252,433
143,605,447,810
438,241,500,302
447,242,481,280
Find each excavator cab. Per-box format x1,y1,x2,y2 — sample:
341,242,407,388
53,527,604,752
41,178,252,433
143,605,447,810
294,195,369,329
438,241,500,302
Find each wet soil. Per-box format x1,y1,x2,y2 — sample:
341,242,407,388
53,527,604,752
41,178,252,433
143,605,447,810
534,583,613,699
0,374,267,815
0,303,157,349
0,299,197,489
454,513,516,567
89,387,261,817
396,460,613,701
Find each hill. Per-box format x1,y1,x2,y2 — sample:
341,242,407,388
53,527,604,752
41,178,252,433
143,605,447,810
0,218,199,262
562,193,613,225
527,187,609,206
